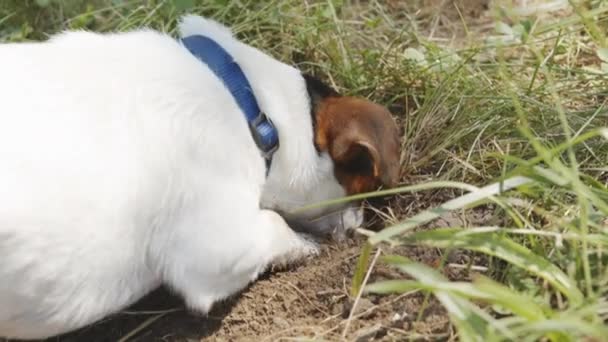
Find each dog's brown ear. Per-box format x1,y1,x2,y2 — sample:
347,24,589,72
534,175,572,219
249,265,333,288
331,132,380,179
329,128,394,194
314,96,400,194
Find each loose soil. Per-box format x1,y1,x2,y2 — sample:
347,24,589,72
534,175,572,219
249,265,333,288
49,238,453,342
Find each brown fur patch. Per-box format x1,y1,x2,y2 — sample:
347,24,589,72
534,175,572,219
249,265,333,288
314,96,400,195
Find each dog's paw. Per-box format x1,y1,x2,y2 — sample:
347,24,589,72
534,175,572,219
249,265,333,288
341,205,364,230
270,234,319,271
329,205,364,242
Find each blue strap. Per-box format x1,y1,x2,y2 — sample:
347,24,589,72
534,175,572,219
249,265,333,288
181,35,279,167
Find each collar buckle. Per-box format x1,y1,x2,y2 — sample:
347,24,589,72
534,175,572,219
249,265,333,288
181,34,279,172
249,112,279,160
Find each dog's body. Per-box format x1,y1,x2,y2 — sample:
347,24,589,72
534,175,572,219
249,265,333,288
0,16,399,339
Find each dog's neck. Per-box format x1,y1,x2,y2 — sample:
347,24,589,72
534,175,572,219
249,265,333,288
206,38,325,190
178,17,336,198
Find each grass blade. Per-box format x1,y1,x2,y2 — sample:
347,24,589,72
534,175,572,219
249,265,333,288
350,242,372,297
402,228,585,305
472,276,547,321
370,256,509,340
369,176,531,244
291,181,478,214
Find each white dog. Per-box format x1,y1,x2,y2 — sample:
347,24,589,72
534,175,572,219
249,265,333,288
0,15,399,339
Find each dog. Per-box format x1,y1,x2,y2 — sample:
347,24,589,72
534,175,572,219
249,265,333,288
0,15,400,339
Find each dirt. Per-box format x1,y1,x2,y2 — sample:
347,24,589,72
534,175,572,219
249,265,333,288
47,237,455,342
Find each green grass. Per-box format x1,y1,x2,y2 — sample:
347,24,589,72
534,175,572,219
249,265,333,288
2,0,608,341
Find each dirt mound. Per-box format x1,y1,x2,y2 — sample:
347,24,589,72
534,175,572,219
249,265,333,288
45,235,471,341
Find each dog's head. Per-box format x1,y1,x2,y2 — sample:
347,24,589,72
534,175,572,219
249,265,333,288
178,15,400,232
263,73,400,231
305,75,400,195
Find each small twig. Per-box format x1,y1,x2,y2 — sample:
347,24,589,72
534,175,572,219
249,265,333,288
261,325,323,342
320,313,342,324
120,308,182,315
316,289,342,296
386,326,451,340
280,280,329,316
355,227,376,237
349,291,417,324
341,247,382,339
264,291,278,304
446,263,488,272
321,291,418,337
117,312,167,342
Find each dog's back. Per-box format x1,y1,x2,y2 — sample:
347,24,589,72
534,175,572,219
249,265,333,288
0,28,266,338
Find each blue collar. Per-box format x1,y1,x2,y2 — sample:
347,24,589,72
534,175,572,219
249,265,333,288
181,35,279,171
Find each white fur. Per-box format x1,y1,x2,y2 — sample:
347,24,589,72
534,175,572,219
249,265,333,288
0,15,360,339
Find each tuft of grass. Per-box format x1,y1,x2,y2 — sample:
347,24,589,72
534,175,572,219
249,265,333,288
2,0,608,341
354,1,608,339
